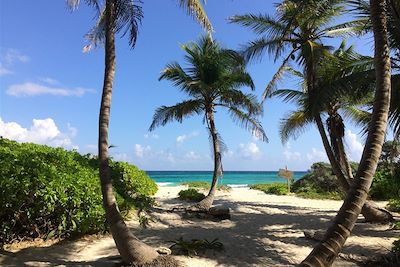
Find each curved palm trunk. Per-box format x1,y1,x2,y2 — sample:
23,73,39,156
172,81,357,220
333,121,393,222
327,112,393,222
193,109,221,211
301,0,392,265
98,1,160,265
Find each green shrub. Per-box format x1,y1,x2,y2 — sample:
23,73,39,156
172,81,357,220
370,168,400,200
178,189,205,202
110,161,157,199
387,199,400,212
250,183,288,195
181,181,210,189
0,138,156,245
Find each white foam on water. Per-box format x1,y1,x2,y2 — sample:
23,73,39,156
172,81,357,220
227,184,249,188
156,182,174,186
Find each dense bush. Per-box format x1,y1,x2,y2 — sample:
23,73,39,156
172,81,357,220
250,183,288,195
292,162,343,199
0,138,157,245
370,168,400,200
110,161,157,202
178,188,205,202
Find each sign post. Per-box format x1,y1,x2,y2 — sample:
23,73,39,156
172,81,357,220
278,166,293,193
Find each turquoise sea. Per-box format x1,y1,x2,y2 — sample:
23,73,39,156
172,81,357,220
146,171,308,187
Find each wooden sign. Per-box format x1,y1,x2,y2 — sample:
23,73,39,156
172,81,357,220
278,166,293,193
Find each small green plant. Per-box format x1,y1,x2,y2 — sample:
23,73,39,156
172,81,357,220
169,237,224,256
393,222,400,230
181,181,210,189
178,189,205,202
250,183,288,195
138,215,154,229
387,199,400,212
392,239,400,253
217,184,232,192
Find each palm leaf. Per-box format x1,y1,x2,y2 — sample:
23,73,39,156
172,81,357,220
149,100,204,131
279,110,313,144
178,0,213,37
226,106,268,142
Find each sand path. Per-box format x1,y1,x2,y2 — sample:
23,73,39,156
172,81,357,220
1,186,398,266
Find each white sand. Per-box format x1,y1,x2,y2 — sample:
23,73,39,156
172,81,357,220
1,186,398,267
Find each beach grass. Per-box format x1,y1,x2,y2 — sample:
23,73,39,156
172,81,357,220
250,183,288,195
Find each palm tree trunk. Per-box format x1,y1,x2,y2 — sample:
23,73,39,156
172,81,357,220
193,109,221,211
334,129,393,222
325,111,393,222
98,0,160,265
301,0,392,265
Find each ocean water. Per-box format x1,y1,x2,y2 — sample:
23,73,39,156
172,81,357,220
146,171,308,187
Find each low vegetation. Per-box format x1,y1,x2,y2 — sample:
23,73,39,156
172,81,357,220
178,188,206,202
0,139,157,245
291,162,345,200
250,183,288,195
169,237,224,256
181,181,232,191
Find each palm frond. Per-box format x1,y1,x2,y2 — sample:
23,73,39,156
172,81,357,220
240,37,295,63
114,0,143,48
178,0,213,37
272,89,305,104
324,19,369,37
229,14,286,36
389,74,400,138
67,0,101,13
280,110,313,144
263,50,297,100
149,100,204,131
218,90,262,116
341,106,371,136
226,106,268,142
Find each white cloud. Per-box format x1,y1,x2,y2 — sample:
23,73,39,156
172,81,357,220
239,142,261,159
306,148,328,162
283,142,302,161
0,48,29,76
134,144,151,158
185,151,201,160
0,63,12,76
345,129,364,161
283,150,302,161
112,153,130,162
176,131,199,143
0,117,78,150
144,133,159,139
2,48,29,64
7,82,95,97
39,77,59,85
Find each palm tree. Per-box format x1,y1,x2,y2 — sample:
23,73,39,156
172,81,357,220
68,0,212,265
149,36,267,211
230,0,358,98
274,42,393,222
231,0,392,222
301,0,392,265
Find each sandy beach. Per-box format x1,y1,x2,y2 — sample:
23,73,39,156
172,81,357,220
1,186,398,267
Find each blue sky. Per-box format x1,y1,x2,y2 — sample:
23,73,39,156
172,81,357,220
0,0,375,171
